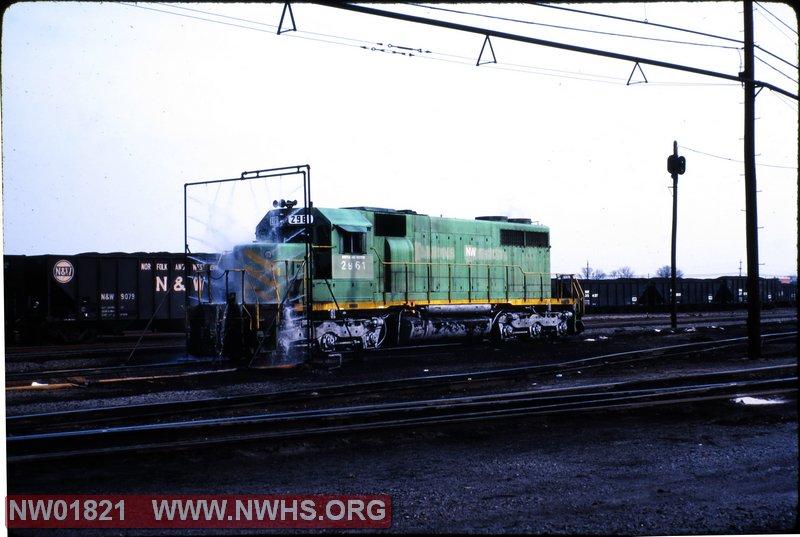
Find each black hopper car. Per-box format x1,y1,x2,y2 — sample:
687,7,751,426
4,253,215,344
580,276,797,313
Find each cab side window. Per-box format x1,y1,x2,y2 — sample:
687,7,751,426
340,231,366,254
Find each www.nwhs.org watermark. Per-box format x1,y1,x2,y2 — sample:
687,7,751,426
6,495,391,529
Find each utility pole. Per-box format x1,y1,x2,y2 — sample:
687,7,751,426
667,141,686,330
323,1,789,354
743,0,761,357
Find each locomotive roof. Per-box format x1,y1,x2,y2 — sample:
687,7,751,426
316,207,373,231
342,206,418,215
330,206,547,230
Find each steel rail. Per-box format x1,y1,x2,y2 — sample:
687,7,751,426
5,358,220,384
582,310,797,330
7,367,796,462
7,333,794,433
4,342,185,362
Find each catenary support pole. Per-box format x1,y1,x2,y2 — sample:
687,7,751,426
743,0,761,358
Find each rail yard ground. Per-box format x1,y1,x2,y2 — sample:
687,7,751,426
5,312,798,535
6,400,797,535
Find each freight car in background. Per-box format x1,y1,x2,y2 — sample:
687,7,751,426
579,276,797,313
3,252,217,344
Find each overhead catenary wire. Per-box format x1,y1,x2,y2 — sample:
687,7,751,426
754,43,799,70
127,1,375,48
451,1,800,83
120,2,798,99
770,91,800,113
755,54,799,84
410,2,743,51
755,1,799,35
527,1,746,45
118,1,640,87
754,2,797,35
330,2,797,100
527,1,798,73
681,145,797,170
143,0,789,72
482,60,627,85
152,1,277,31
119,2,277,34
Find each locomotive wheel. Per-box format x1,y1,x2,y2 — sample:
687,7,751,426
318,332,338,352
529,323,542,338
364,324,384,349
500,323,515,340
556,320,568,338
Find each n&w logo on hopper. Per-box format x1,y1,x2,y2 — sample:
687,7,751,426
53,260,75,284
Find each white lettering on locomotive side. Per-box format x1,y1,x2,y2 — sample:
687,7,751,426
414,244,455,262
174,263,184,271
433,245,455,261
52,260,75,284
464,245,506,262
100,293,115,301
140,262,152,271
332,254,373,280
288,214,314,225
156,263,168,271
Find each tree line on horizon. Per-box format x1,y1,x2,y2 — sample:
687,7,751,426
579,264,683,280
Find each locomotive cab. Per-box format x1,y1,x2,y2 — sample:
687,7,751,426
253,203,373,282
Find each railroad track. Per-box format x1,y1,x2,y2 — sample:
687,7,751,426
7,332,796,462
6,328,794,400
4,342,184,362
4,357,235,390
7,364,795,463
582,309,797,330
4,335,187,362
8,332,793,428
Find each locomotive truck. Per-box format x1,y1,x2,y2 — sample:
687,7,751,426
185,204,584,363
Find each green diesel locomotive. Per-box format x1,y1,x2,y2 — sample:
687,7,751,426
187,204,584,363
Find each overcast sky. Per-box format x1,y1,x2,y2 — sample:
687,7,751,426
2,2,797,278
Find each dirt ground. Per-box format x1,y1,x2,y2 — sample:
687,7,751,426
6,399,797,535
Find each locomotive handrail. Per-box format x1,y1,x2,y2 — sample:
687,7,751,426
369,247,390,304
569,276,585,315
377,259,573,306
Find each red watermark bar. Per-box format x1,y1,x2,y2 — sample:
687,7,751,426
6,495,391,529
